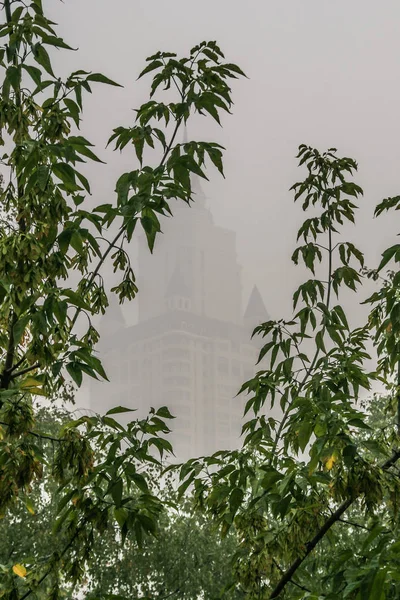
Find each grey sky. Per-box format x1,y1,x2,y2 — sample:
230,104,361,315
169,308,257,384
48,0,400,320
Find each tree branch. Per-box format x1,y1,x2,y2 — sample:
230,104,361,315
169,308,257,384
269,449,400,598
70,116,184,333
9,353,29,373
271,558,313,595
338,517,370,531
397,359,400,436
10,362,40,380
0,421,64,444
4,0,11,23
1,312,17,389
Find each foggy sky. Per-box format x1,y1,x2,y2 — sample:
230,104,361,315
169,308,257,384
47,0,400,322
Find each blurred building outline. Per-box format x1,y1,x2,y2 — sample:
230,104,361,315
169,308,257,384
91,176,269,459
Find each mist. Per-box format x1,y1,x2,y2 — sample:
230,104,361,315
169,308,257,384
47,0,400,457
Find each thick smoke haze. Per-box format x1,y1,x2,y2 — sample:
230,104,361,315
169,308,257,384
46,0,400,454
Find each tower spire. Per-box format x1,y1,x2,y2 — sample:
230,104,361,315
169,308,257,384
165,265,191,299
244,286,269,324
165,264,192,312
244,285,270,349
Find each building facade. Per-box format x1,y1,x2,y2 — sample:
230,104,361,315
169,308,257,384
91,180,269,459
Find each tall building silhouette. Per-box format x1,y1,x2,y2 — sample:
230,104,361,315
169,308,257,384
91,178,269,459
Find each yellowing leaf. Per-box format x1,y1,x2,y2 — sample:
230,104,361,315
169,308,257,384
25,499,35,515
13,564,27,578
72,493,81,505
325,455,336,471
30,388,47,397
20,377,47,397
21,377,42,388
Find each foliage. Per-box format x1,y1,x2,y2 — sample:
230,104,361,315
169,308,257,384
176,146,400,598
0,407,241,600
3,1,400,598
0,0,245,596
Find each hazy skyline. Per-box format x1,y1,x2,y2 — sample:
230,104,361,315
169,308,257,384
90,196,268,458
46,0,400,349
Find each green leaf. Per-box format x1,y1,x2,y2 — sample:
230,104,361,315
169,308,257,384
53,163,79,191
61,289,91,310
6,65,21,91
138,60,163,79
22,64,42,86
229,487,244,515
69,136,104,163
183,155,208,180
75,171,91,193
110,478,123,508
206,146,224,176
64,99,80,127
333,305,349,330
377,244,400,271
347,418,372,430
58,229,72,254
40,34,74,50
369,569,386,600
178,472,195,498
69,231,83,254
315,330,326,353
275,494,291,519
11,6,24,23
141,209,161,253
223,63,247,77
57,489,76,513
13,315,30,345
362,440,387,457
130,472,149,494
0,281,7,304
66,362,83,387
106,406,136,415
36,165,51,191
196,92,221,124
33,43,54,76
156,406,175,419
298,420,313,452
86,73,122,87
114,507,128,529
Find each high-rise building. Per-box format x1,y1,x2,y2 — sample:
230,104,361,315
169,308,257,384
91,179,269,459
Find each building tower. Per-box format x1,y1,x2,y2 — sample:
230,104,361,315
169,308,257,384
92,177,269,459
244,285,270,352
